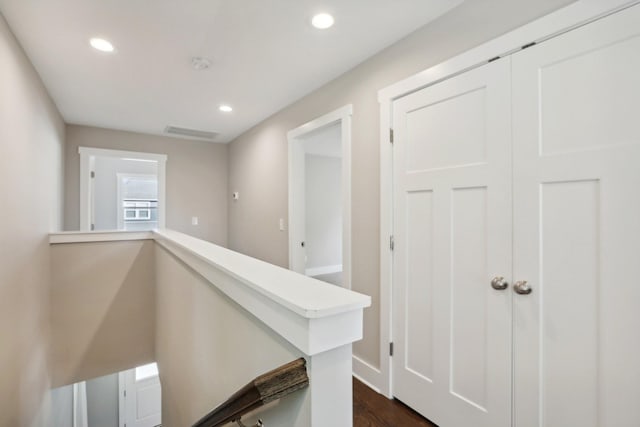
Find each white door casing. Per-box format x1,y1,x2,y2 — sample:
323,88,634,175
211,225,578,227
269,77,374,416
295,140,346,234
392,58,512,427
511,5,640,426
289,136,307,274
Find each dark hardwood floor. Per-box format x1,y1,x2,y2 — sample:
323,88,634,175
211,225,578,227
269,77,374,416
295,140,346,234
353,378,437,427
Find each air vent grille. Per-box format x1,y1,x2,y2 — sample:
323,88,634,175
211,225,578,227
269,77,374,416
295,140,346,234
164,126,218,141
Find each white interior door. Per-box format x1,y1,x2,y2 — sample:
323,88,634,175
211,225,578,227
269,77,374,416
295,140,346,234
121,363,162,427
392,58,512,427
512,5,640,427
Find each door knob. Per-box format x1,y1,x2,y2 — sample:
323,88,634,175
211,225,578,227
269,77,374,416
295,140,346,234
491,276,508,290
513,280,532,295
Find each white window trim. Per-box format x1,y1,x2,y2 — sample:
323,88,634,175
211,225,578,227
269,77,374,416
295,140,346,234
79,147,167,231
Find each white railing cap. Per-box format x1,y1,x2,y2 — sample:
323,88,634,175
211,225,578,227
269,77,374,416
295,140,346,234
153,229,371,319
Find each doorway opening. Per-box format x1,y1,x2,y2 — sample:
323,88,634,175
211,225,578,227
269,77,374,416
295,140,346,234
288,105,352,288
50,362,161,427
79,147,167,232
117,173,159,231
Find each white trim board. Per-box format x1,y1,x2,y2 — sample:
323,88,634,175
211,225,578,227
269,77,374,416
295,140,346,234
377,0,639,399
353,355,383,394
49,230,154,244
287,105,353,139
78,147,167,162
288,104,353,289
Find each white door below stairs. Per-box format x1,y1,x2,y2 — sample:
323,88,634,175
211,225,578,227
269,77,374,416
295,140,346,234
120,363,162,427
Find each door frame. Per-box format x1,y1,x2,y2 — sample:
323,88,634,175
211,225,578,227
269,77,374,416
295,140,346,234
376,0,638,398
79,147,167,231
287,104,353,288
117,371,126,427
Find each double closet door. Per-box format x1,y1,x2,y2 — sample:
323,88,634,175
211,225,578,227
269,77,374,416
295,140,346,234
391,5,640,427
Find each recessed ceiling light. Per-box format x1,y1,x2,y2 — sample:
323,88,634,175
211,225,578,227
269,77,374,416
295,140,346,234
312,13,334,29
89,38,115,53
219,105,233,113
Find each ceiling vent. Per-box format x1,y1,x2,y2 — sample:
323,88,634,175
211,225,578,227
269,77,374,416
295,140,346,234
164,126,219,141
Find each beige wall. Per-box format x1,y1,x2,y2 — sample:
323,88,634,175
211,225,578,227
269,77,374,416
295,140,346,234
50,241,156,387
155,245,309,427
0,13,65,427
228,0,575,368
65,125,229,245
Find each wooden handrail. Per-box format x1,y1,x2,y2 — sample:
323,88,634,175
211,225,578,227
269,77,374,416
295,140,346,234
192,358,309,427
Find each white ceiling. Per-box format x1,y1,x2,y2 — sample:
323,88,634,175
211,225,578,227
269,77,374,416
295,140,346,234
0,0,463,143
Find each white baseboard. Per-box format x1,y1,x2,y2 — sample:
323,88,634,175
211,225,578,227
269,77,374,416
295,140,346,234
306,264,342,277
352,355,383,394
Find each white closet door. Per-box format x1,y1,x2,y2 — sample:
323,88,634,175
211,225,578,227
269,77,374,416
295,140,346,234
392,59,512,427
512,5,640,427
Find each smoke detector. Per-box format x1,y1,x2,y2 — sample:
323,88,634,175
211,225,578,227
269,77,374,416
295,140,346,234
191,57,212,70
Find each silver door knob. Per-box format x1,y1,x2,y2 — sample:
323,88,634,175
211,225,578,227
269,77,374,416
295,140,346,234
491,276,508,290
513,280,532,295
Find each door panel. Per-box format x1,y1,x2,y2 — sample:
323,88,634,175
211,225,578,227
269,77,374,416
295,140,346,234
123,364,162,427
392,58,512,427
135,381,161,420
512,5,640,427
405,87,487,171
405,190,435,381
540,180,600,426
537,32,640,156
450,186,489,409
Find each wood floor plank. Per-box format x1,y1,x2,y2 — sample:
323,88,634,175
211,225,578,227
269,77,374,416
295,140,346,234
353,378,437,427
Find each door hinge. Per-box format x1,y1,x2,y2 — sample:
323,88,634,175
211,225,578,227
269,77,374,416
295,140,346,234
90,171,95,178
389,235,394,251
389,342,394,356
521,41,537,50
91,223,95,231
389,128,394,144
123,390,126,397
